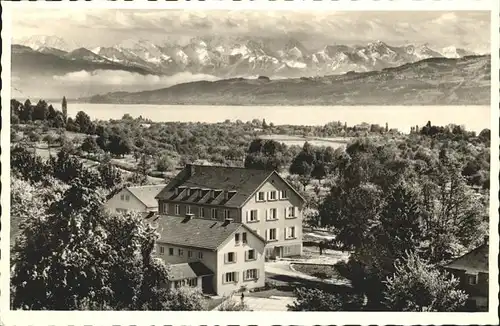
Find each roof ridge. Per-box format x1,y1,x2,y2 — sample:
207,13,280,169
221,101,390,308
188,163,274,173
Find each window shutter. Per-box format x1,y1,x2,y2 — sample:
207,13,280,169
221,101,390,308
246,210,249,222
284,207,288,218
235,272,239,282
265,229,269,240
266,209,268,220
294,207,298,217
276,228,280,241
224,253,228,263
256,268,260,279
256,210,259,221
234,252,237,262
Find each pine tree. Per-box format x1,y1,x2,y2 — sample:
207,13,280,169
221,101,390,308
62,96,68,123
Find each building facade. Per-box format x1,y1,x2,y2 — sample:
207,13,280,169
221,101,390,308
444,242,489,312
150,214,266,296
155,164,305,258
106,184,165,213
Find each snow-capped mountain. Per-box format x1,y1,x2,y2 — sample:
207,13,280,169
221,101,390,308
17,35,78,52
12,36,481,78
441,46,475,59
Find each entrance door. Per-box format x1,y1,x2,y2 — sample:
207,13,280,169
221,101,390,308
201,276,214,294
273,246,282,258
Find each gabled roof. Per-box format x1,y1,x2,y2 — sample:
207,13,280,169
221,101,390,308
151,214,265,251
168,262,214,281
127,184,166,208
444,243,488,273
155,164,304,207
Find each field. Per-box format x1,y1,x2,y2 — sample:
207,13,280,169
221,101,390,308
259,134,350,148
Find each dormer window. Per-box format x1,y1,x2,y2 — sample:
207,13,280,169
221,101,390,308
224,192,229,200
186,188,191,197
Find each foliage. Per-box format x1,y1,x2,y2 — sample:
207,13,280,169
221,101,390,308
81,136,99,153
384,252,468,312
164,287,207,311
10,176,171,310
287,287,363,311
217,296,251,311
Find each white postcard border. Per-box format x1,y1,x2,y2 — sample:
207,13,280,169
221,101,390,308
1,0,498,325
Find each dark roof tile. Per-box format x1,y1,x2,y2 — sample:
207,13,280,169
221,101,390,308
156,165,273,207
153,214,245,250
168,262,214,281
444,243,488,273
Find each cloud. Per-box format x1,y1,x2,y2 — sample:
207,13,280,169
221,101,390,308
12,10,490,52
52,70,220,91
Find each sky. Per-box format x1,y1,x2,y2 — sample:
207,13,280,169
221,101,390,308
12,10,491,53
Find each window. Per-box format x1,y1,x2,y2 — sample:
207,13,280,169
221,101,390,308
244,269,258,281
169,248,174,256
257,191,265,201
267,208,278,220
248,209,258,222
211,208,218,219
125,194,130,201
198,252,203,259
242,232,247,244
246,249,256,261
280,190,288,199
186,205,192,214
225,252,236,263
187,278,198,287
159,246,165,255
284,246,291,255
186,188,191,197
120,194,125,201
269,191,277,200
224,272,237,283
175,205,180,215
235,233,240,245
267,228,277,241
224,209,230,219
178,249,184,256
224,192,229,200
162,203,168,214
286,207,297,218
286,226,296,239
467,274,478,285
199,207,205,218
188,250,193,258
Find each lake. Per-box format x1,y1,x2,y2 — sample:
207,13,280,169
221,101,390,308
66,104,491,133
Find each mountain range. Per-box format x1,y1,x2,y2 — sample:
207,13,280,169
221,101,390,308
13,35,479,78
86,55,491,106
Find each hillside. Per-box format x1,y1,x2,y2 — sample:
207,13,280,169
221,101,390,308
88,55,491,106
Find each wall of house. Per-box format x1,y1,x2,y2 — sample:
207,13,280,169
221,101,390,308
159,201,240,222
215,227,266,296
445,268,489,311
105,189,148,213
156,242,219,293
167,276,203,292
241,173,304,257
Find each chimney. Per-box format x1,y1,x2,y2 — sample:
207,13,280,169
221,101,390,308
186,164,195,177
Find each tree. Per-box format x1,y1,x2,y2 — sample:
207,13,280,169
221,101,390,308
97,161,123,190
62,96,68,123
164,287,207,311
287,287,363,311
156,154,175,172
75,111,93,134
20,100,33,122
81,136,99,153
384,252,467,312
11,180,171,310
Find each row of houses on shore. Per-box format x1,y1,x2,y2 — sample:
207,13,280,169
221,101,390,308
105,164,489,311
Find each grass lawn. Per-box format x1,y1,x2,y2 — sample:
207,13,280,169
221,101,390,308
291,264,341,280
